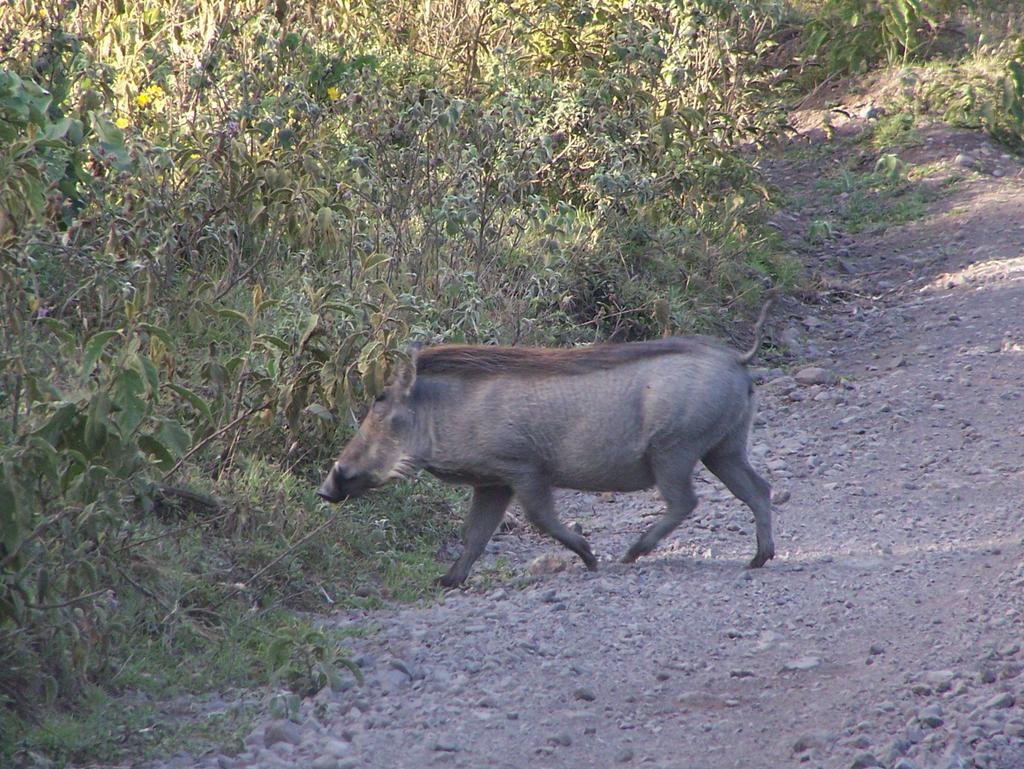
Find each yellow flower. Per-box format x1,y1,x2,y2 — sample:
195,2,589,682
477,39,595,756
115,116,130,129
136,84,165,109
327,86,340,101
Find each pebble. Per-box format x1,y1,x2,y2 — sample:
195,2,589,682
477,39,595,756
616,747,635,762
573,686,597,701
324,739,353,758
794,366,838,386
431,738,459,752
983,692,1015,709
918,704,944,728
263,720,303,748
527,553,569,576
782,656,822,672
924,670,955,691
550,731,573,747
850,752,881,768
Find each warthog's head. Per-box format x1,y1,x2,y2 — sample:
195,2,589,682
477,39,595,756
317,359,418,503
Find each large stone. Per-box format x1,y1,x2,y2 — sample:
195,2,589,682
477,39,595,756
794,366,838,386
263,720,303,748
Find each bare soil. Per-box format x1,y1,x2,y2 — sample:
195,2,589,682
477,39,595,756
167,115,1024,769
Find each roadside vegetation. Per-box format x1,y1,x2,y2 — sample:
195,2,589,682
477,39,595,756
1,0,1020,764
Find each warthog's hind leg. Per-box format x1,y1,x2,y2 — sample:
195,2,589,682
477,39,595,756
515,480,598,570
439,485,513,587
622,451,699,563
702,449,774,568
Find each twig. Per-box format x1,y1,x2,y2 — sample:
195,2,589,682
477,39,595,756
161,401,270,482
29,588,109,611
210,513,340,611
0,507,74,571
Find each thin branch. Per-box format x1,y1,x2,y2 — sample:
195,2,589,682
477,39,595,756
0,507,75,571
210,513,339,611
29,588,109,611
161,401,271,482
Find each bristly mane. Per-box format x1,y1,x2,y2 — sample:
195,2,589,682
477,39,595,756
415,338,726,378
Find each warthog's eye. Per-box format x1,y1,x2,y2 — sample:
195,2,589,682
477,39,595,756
374,392,386,404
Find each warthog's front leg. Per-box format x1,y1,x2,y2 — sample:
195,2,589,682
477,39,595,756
514,480,598,570
439,485,513,587
703,450,774,568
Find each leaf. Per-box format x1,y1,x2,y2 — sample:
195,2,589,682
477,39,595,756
304,403,335,422
82,330,121,377
38,316,75,345
36,567,50,604
42,675,58,706
299,313,320,351
359,252,391,273
166,383,213,424
257,334,291,353
33,402,79,447
138,435,175,470
84,392,110,455
112,369,147,437
0,474,19,553
157,418,192,458
27,436,60,483
137,323,173,346
216,308,250,326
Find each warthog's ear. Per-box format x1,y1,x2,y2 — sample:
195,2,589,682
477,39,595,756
391,343,421,399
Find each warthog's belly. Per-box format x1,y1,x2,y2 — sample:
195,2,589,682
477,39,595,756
551,460,655,493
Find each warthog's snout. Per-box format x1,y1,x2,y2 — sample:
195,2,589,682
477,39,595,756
316,465,348,503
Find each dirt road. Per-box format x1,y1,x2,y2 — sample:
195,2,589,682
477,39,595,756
184,124,1024,769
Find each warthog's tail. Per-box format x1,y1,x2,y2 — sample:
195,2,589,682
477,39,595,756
737,293,775,366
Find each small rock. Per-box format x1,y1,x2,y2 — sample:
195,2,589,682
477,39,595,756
772,489,791,505
984,692,1015,709
527,553,569,576
311,758,339,769
918,704,944,728
850,752,881,769
861,104,885,120
924,670,955,691
573,687,597,702
324,739,353,759
540,588,561,604
794,366,838,386
550,732,573,747
954,153,976,170
893,759,920,769
791,730,833,754
263,720,303,748
868,643,885,656
782,656,822,672
616,748,635,763
431,739,459,752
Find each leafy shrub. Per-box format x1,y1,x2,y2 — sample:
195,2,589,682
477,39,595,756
1,0,793,757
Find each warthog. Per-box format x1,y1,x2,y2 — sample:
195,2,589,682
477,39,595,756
318,304,775,586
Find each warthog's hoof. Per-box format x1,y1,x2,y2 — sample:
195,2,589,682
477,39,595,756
748,543,775,569
621,543,647,564
437,572,464,588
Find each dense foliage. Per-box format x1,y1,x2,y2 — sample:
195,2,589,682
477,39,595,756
0,0,1020,763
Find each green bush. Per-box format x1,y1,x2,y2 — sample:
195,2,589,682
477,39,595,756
1,0,795,760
